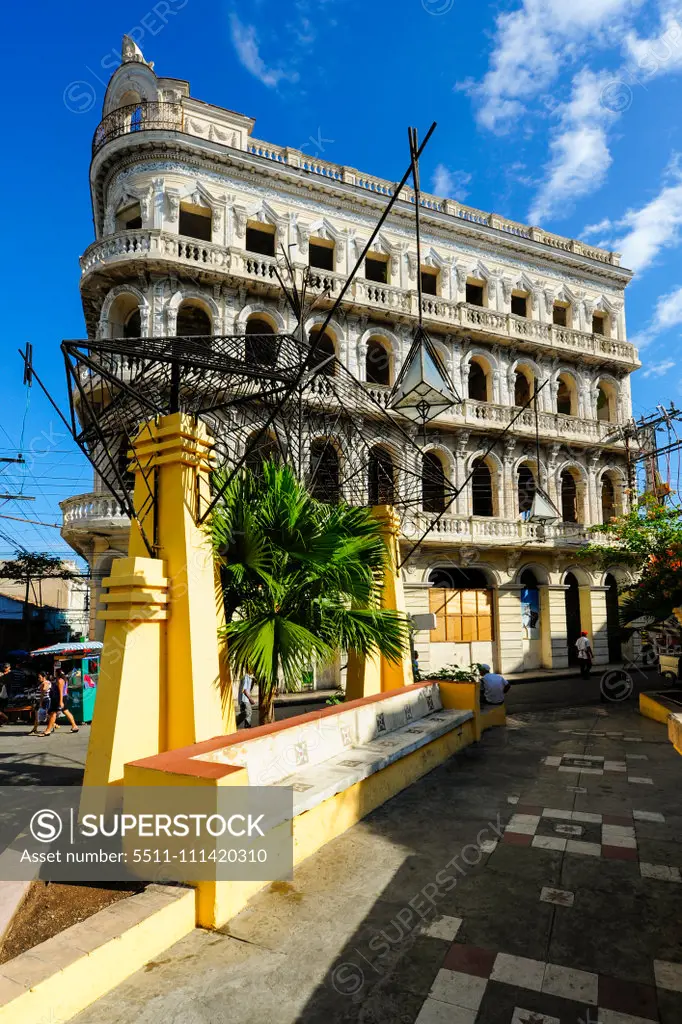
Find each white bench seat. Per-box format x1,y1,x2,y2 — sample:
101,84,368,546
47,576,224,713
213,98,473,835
189,682,475,816
272,707,473,816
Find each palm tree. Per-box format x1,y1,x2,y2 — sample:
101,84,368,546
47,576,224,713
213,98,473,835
208,461,409,725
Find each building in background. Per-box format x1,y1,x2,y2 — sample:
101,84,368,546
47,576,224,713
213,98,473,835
0,560,88,650
61,37,639,677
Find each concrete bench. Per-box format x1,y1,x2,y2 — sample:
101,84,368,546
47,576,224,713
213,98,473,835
127,680,501,928
188,681,472,815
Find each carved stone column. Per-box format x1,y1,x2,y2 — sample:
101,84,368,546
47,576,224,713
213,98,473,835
587,452,602,525
502,438,517,519
454,431,470,515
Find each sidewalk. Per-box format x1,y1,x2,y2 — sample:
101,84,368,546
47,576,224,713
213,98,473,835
71,702,682,1024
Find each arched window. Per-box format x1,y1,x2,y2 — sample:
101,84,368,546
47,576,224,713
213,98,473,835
564,571,582,663
245,432,280,477
310,440,340,503
604,572,622,662
119,91,143,133
368,447,395,506
561,470,578,523
467,360,488,402
245,317,277,367
517,465,536,517
520,568,540,644
428,567,494,644
108,293,142,340
176,302,212,337
601,476,616,522
366,338,391,386
514,370,532,407
557,374,577,416
471,458,493,517
422,452,446,513
597,382,616,423
307,328,336,375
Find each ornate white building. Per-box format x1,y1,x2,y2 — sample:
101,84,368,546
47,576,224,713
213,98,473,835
61,37,639,679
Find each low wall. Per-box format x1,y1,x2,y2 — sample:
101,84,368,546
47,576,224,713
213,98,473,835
124,680,501,928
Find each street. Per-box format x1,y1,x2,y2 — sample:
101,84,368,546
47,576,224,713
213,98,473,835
67,697,682,1023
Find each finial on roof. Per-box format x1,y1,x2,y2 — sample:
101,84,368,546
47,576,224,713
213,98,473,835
121,35,154,69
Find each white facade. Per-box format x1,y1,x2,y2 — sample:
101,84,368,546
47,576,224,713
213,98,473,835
61,38,639,676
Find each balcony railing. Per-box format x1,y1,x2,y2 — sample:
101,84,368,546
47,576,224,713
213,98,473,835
80,231,638,368
403,513,591,547
60,493,130,532
60,491,590,549
91,103,622,267
92,101,183,155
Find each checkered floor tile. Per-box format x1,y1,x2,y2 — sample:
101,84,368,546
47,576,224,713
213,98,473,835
541,753,633,776
502,807,642,861
415,943,664,1023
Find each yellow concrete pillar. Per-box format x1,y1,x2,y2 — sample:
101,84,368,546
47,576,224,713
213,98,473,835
583,585,609,666
83,557,168,786
538,584,569,670
84,413,232,786
496,585,525,675
133,413,229,751
345,505,411,700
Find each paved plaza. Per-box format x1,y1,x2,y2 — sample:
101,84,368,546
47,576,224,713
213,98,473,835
57,701,682,1024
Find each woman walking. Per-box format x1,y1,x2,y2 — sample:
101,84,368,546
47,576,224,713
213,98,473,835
28,671,52,735
41,670,79,736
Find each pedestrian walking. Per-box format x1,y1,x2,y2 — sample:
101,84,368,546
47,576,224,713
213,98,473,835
0,663,10,726
41,670,79,736
237,671,256,728
28,671,52,735
575,631,593,678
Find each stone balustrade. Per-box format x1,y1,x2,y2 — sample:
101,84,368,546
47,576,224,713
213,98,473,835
92,104,621,267
60,493,130,533
59,490,589,552
80,231,638,368
403,512,591,547
335,385,623,446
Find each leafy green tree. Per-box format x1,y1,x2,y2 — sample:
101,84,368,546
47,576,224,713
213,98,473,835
582,496,682,625
208,461,409,725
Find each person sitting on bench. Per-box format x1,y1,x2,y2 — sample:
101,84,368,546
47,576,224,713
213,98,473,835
479,664,511,705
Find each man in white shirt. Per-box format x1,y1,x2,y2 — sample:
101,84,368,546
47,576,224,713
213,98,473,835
479,664,511,705
575,631,593,678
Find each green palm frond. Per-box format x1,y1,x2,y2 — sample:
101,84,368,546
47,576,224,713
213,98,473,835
208,459,409,703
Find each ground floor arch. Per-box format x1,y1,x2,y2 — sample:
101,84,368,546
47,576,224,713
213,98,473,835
604,572,622,663
564,571,582,664
427,565,496,674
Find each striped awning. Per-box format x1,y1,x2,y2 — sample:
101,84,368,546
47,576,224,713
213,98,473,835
29,641,103,658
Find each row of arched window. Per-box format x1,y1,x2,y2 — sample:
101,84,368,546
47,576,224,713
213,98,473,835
243,435,620,525
106,292,619,424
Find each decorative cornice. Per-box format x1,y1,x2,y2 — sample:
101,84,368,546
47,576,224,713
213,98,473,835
90,139,631,290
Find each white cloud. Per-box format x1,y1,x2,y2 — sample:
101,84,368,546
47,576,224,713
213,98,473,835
614,158,682,270
229,14,299,88
642,357,676,376
431,165,472,201
632,284,682,347
528,70,617,223
463,0,642,132
626,6,682,78
653,285,682,329
582,217,613,238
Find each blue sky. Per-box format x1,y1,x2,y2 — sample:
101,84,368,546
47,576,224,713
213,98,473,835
0,0,681,557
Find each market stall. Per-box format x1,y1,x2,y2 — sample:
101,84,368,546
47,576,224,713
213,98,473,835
28,641,101,724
